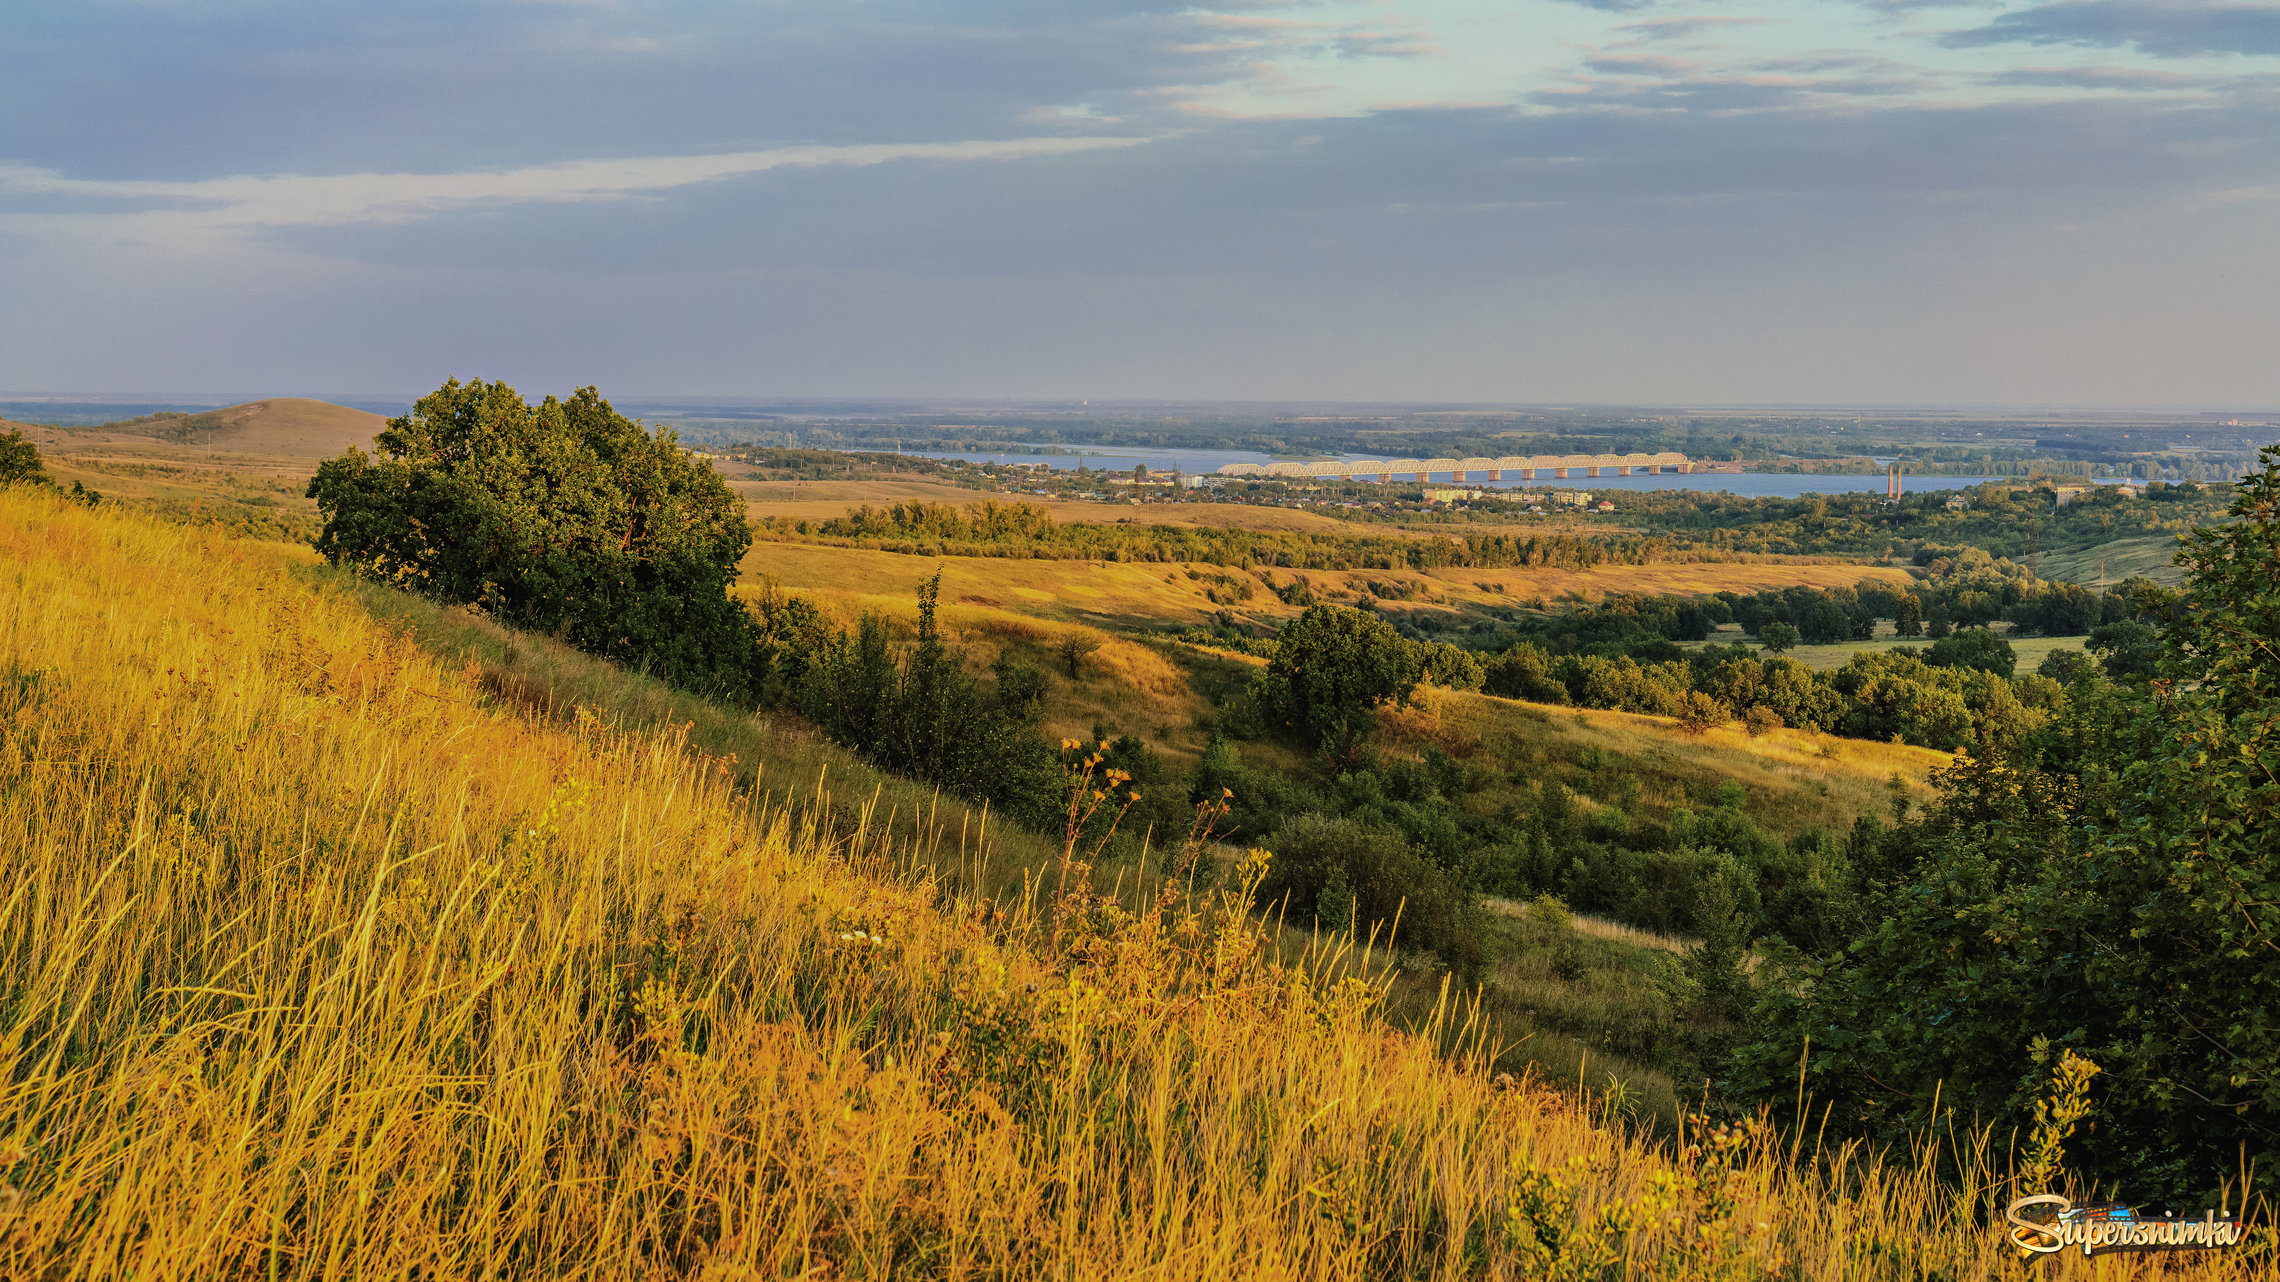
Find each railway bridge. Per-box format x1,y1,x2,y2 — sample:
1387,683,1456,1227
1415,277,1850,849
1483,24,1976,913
1211,452,1690,483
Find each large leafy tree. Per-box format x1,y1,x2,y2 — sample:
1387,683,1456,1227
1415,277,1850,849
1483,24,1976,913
308,379,760,698
0,430,48,486
1731,447,2280,1203
1250,605,1424,748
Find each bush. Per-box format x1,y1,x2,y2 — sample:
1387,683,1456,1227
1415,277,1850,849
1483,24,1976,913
0,429,47,486
1923,627,2015,678
1731,449,2280,1205
1259,815,1479,967
308,379,761,700
760,576,1064,828
2088,619,2159,682
1482,642,1568,703
1675,691,1724,734
1249,605,1422,746
1742,705,1783,737
2037,649,2099,684
1420,642,1485,691
1758,621,1799,653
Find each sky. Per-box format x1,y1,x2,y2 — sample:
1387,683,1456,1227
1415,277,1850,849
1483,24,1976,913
3,0,2278,406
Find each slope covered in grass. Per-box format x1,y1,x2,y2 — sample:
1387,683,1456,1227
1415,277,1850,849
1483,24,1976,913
0,489,2260,1278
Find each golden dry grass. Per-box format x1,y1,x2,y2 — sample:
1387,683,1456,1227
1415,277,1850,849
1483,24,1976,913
729,476,1007,519
1482,900,1694,956
1,488,2265,1279
742,540,1916,634
163,397,388,456
743,542,1236,627
1749,631,2087,674
1424,559,1912,605
1374,688,1945,835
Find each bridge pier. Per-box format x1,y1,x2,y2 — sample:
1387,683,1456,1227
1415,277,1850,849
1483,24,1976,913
1488,470,1501,481
1378,472,1391,484
1452,471,1465,483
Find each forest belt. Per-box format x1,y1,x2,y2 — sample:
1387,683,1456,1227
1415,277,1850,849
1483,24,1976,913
2005,1195,2244,1258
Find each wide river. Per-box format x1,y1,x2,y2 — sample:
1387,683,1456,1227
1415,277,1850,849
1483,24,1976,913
891,447,2011,499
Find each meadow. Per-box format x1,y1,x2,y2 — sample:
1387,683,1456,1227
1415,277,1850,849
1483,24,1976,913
1686,623,2087,675
738,538,1913,635
5,471,2269,1278
2033,533,2185,587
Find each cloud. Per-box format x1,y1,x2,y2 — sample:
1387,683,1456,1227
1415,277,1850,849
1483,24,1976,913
1611,17,1777,45
1180,13,1441,64
1943,2,2280,57
0,136,1151,246
1553,47,1932,107
1989,65,2206,88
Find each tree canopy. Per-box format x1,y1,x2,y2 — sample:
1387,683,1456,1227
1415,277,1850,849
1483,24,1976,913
0,430,47,487
307,379,759,697
1251,605,1424,746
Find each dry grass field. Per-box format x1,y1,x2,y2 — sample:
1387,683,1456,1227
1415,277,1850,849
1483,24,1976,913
11,398,384,457
1375,687,1946,835
5,474,2265,1280
741,539,1916,631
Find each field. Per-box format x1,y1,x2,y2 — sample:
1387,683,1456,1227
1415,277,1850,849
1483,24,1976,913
1381,690,1947,832
741,538,1913,628
7,473,2265,1279
1688,622,2085,674
2036,532,2187,586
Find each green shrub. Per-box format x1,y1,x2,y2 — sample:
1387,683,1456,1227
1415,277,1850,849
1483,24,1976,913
1259,815,1480,968
307,379,760,700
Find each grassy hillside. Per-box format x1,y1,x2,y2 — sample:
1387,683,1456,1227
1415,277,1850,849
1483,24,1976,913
1381,689,1944,834
2036,532,2186,587
9,472,2260,1278
29,397,388,457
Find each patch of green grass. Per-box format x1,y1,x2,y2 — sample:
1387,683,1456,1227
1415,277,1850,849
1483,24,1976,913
1470,905,1697,1123
2036,533,2185,586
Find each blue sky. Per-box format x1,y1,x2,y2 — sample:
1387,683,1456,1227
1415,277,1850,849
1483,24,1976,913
3,0,2277,404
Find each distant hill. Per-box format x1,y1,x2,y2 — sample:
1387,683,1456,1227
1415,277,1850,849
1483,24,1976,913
5,398,387,458
154,398,389,458
0,416,69,448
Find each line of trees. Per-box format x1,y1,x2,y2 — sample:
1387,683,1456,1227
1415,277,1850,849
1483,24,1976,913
763,499,1717,572
1569,479,2230,562
1482,639,2053,752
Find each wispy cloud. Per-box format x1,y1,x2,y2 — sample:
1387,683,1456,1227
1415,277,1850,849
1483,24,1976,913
0,136,1151,246
1988,64,2205,88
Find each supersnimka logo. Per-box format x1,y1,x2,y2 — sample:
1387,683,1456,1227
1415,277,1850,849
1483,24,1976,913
2005,1195,2245,1259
